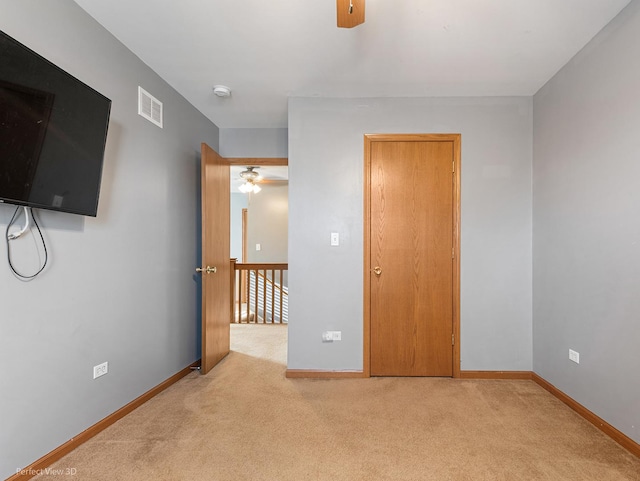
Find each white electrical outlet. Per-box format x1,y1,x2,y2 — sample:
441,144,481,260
569,349,580,364
255,243,261,251
93,361,108,379
322,331,342,342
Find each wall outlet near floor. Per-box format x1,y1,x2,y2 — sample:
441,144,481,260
322,331,342,342
93,361,108,379
569,349,580,364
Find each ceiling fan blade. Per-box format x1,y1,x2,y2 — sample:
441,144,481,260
337,0,365,28
259,179,288,185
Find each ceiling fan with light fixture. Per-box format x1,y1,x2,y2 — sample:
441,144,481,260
238,166,262,194
337,0,365,28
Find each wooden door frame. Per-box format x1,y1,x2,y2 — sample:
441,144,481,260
241,208,248,303
363,134,461,378
241,208,248,264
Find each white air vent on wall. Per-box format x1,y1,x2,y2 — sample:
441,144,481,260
138,86,163,128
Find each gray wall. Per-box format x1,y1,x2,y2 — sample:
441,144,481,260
288,97,533,371
231,187,289,266
247,184,288,264
219,128,288,158
533,1,640,444
0,1,218,477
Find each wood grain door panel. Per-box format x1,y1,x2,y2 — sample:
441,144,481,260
200,143,230,374
369,138,455,377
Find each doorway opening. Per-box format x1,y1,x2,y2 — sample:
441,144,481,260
229,162,289,358
198,148,289,374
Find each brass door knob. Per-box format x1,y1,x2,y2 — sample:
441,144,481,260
196,266,217,274
373,266,382,276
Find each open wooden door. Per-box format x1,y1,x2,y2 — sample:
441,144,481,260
199,143,230,374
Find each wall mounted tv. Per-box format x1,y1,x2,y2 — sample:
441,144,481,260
0,30,111,217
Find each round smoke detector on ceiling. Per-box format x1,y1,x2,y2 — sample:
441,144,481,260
213,85,231,98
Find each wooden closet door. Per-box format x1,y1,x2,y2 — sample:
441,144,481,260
369,138,455,376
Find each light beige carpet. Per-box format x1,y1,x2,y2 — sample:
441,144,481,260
34,324,640,481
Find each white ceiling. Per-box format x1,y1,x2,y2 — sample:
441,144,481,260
73,0,631,129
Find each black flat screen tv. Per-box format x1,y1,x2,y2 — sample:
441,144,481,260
0,30,111,217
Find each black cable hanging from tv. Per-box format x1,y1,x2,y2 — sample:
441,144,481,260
5,206,48,280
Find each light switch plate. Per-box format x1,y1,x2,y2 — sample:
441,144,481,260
569,349,580,364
